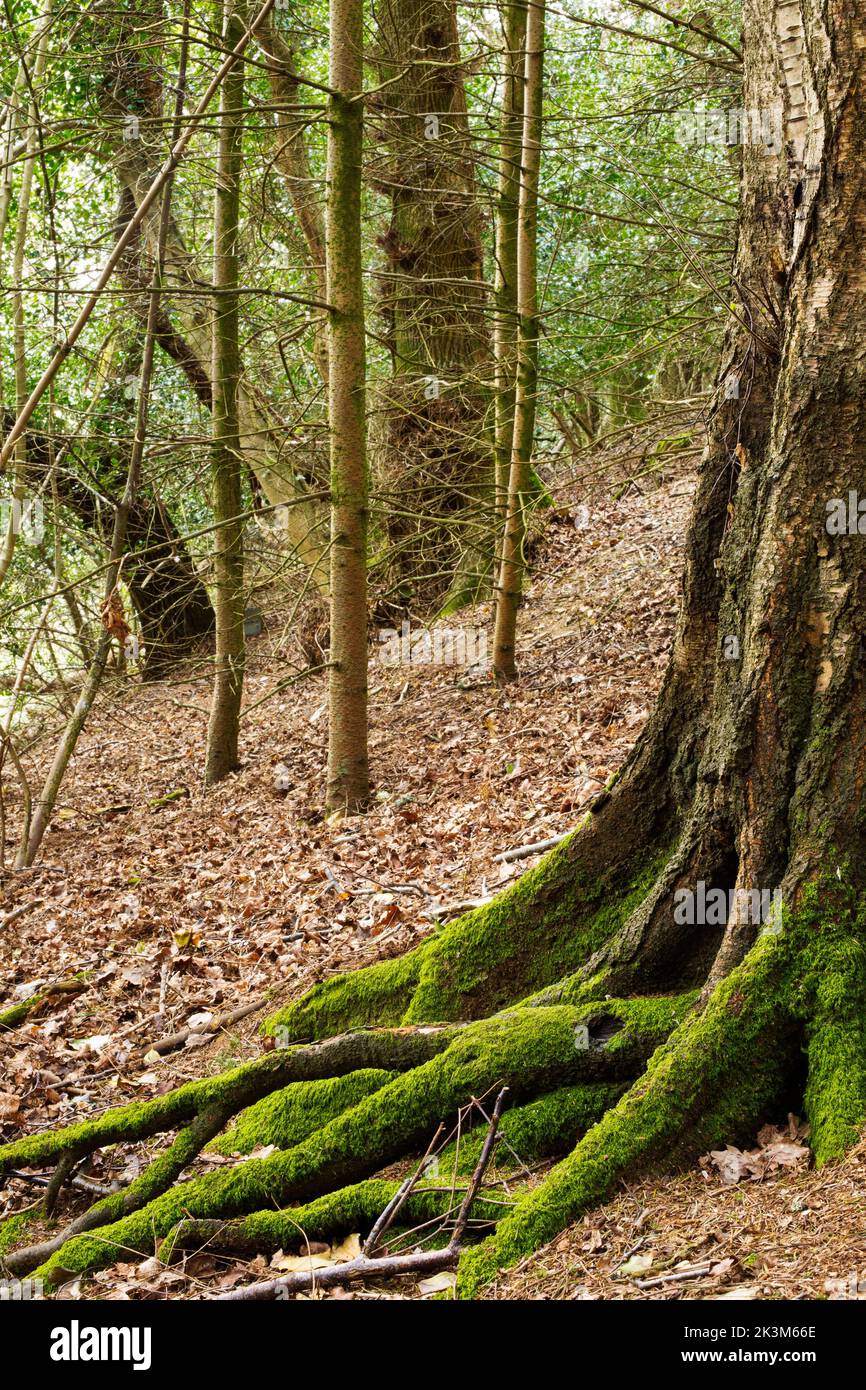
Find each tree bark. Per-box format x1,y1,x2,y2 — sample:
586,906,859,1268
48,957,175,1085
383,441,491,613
493,0,528,522
324,0,369,813
206,0,247,785
371,0,490,607
13,0,866,1305
492,0,544,680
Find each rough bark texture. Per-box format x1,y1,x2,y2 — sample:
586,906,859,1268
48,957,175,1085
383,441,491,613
370,0,491,608
5,0,866,1303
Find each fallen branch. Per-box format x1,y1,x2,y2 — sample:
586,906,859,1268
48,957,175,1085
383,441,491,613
0,899,44,929
142,1000,265,1059
493,833,568,864
213,1088,509,1301
0,976,89,1032
634,1263,713,1289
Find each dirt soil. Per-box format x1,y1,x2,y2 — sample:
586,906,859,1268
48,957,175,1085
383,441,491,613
3,438,862,1301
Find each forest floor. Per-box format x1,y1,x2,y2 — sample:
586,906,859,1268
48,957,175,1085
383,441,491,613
2,423,864,1301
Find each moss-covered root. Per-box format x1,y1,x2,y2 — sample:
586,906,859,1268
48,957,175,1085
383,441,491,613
0,1024,458,1178
208,1070,396,1155
262,948,427,1043
264,834,669,1040
31,997,687,1289
159,1180,508,1263
169,1089,626,1261
456,937,799,1297
440,1083,627,1175
4,1105,230,1278
801,936,866,1164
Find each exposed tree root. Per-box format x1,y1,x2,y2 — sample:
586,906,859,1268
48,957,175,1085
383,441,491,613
6,996,686,1288
0,1024,459,1178
3,860,865,1301
158,1180,510,1263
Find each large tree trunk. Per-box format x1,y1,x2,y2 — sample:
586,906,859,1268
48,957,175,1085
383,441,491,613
9,0,866,1303
371,0,491,609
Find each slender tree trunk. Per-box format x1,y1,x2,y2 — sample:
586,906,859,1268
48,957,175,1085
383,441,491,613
18,7,188,863
206,1,246,785
492,0,544,681
493,0,528,523
324,0,369,813
0,3,51,588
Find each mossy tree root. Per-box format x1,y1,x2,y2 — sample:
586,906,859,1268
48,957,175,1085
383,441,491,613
4,1105,232,1277
264,833,674,1041
26,996,687,1289
159,1179,510,1263
456,917,865,1297
0,1024,460,1179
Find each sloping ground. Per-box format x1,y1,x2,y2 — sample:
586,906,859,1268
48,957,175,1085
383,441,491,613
489,1135,866,1302
4,432,859,1301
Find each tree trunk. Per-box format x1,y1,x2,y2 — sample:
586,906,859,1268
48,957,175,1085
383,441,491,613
492,0,544,681
13,0,866,1305
371,0,490,609
324,0,369,813
493,0,528,522
205,1,246,786
100,3,330,594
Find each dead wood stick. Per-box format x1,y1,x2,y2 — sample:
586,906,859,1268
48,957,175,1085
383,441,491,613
142,1000,265,1058
635,1263,713,1289
214,1245,458,1300
0,899,44,928
452,1088,508,1244
213,1088,509,1302
363,1123,445,1257
493,833,568,864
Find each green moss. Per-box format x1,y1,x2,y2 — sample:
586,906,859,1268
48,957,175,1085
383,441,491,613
0,999,37,1030
263,947,425,1041
403,840,668,1023
791,881,866,1164
160,1178,509,1263
207,1070,395,1155
0,1209,40,1258
456,935,796,1297
32,999,681,1287
0,1054,279,1175
438,1083,626,1174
